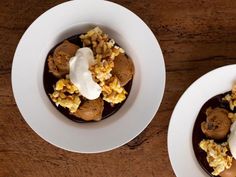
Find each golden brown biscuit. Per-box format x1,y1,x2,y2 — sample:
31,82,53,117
111,54,134,86
72,97,104,121
48,40,79,77
201,107,231,140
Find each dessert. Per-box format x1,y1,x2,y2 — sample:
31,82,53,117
193,84,236,177
43,27,134,122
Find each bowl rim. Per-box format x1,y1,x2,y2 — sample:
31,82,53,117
11,0,166,153
168,64,236,176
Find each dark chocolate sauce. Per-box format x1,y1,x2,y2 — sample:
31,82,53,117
43,34,132,123
192,91,232,177
192,92,231,177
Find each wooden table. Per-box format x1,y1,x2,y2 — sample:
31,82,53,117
1,0,236,176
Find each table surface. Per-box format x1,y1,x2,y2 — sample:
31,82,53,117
1,0,236,176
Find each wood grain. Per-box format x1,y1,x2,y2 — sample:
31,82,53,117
1,0,236,176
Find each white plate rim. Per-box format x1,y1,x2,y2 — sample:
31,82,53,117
168,64,236,176
11,0,166,153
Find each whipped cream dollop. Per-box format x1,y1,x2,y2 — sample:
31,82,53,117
228,121,236,159
69,47,101,100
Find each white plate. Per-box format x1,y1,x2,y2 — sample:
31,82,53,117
12,0,165,153
168,64,236,176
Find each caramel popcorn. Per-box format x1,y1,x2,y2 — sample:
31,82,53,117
54,79,79,94
102,76,127,104
82,27,128,105
223,84,236,110
199,139,232,176
228,112,236,122
50,79,81,113
80,27,124,60
90,59,114,83
90,59,127,105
